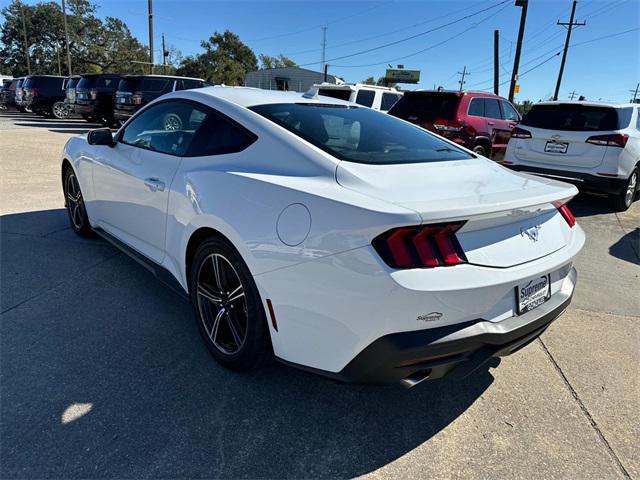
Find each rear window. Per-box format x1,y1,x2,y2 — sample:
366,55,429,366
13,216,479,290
22,78,34,88
522,104,629,131
389,93,460,121
66,78,79,89
77,77,97,89
318,88,352,101
97,77,117,89
118,78,141,92
250,103,472,165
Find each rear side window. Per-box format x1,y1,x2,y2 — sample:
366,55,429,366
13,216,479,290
355,90,375,107
617,107,633,129
141,78,172,92
522,105,625,131
484,99,502,119
318,88,351,101
182,79,204,90
389,93,460,121
380,93,401,111
468,98,484,116
187,112,257,157
250,103,473,165
118,78,141,92
501,101,520,121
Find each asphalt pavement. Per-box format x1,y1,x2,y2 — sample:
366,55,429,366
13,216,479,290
1,111,638,479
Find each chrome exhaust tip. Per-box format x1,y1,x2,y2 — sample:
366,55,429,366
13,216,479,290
399,369,431,388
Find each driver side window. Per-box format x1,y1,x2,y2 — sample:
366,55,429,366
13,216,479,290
120,101,207,156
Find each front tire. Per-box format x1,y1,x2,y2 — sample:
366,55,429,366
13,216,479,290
52,101,69,119
63,167,92,237
473,144,488,157
612,168,638,212
189,237,270,371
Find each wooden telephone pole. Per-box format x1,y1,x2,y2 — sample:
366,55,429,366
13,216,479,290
553,0,586,100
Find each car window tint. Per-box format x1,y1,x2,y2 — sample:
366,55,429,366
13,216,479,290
484,99,501,119
468,98,484,116
120,101,207,156
617,107,633,129
187,112,257,156
318,89,352,101
355,90,375,107
522,105,623,131
182,79,204,90
140,78,171,92
636,109,640,130
388,93,460,121
381,93,401,111
501,101,520,121
251,103,473,165
97,77,116,89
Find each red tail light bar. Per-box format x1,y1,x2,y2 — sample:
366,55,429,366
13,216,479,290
586,134,629,148
511,127,532,139
89,88,98,100
132,91,143,105
373,222,467,269
554,202,576,228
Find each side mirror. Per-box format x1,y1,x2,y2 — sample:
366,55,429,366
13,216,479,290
87,128,114,147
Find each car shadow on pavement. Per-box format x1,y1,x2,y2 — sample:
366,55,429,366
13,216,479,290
609,228,640,265
1,208,495,479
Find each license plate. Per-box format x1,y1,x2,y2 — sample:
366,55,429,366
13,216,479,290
544,141,568,154
516,274,550,314
117,97,127,104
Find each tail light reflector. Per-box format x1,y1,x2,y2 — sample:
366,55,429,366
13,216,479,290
373,223,467,269
132,91,143,105
511,127,532,139
433,118,463,132
31,87,38,98
586,134,629,148
555,202,576,228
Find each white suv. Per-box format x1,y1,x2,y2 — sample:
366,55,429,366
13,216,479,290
503,101,639,211
313,83,403,111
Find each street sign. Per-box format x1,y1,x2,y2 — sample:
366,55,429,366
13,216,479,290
385,69,420,84
514,84,520,93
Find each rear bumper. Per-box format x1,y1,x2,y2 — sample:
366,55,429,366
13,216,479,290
506,165,627,195
75,101,114,118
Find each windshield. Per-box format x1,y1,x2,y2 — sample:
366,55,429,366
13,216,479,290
77,77,97,89
389,93,460,121
250,103,473,165
522,104,631,131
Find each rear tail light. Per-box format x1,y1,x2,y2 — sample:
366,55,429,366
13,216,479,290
585,134,629,148
373,222,467,269
89,88,98,100
433,118,463,132
554,202,576,228
511,127,532,139
31,87,38,98
132,91,143,105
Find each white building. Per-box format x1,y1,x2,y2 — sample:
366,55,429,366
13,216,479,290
244,67,343,92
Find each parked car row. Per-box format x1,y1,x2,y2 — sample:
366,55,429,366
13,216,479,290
0,73,208,125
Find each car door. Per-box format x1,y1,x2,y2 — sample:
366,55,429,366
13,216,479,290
484,98,509,156
92,99,208,263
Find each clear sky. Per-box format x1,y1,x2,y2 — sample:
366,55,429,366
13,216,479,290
7,0,640,102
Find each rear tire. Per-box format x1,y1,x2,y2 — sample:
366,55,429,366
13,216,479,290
472,144,488,157
52,101,69,119
611,168,638,212
189,237,271,372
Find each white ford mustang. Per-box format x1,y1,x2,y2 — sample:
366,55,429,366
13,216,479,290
61,86,585,386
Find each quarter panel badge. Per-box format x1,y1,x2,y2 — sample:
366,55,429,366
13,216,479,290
417,312,443,322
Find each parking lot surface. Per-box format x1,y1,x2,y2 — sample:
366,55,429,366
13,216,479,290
1,111,638,479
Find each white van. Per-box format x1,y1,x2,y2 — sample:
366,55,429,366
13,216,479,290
313,83,403,111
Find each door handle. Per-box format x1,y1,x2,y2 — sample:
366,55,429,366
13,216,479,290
144,177,165,192
487,121,495,126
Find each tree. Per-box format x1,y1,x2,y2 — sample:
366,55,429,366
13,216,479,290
176,31,257,85
361,76,375,85
0,0,149,76
258,54,296,69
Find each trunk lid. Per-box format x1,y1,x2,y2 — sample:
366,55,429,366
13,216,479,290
336,158,577,267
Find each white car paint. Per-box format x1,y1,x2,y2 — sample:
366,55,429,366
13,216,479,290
62,86,585,380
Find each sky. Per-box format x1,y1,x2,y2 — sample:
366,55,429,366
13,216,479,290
5,0,640,102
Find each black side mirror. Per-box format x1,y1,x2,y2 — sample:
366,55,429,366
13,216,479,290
87,128,114,147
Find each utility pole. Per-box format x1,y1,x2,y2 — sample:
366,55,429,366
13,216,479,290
55,43,62,76
19,2,31,75
148,0,154,74
162,33,167,74
568,90,578,100
553,0,585,100
320,26,327,72
457,66,468,92
61,0,72,76
629,83,639,103
323,63,328,83
509,0,528,102
493,30,499,95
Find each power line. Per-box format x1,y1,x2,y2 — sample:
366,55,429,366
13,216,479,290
295,0,511,67
331,3,511,68
553,0,586,100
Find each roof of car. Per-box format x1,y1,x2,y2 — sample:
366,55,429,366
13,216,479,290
122,74,204,81
192,86,355,108
533,100,637,109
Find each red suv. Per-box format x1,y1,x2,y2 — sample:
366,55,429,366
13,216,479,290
388,90,521,160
